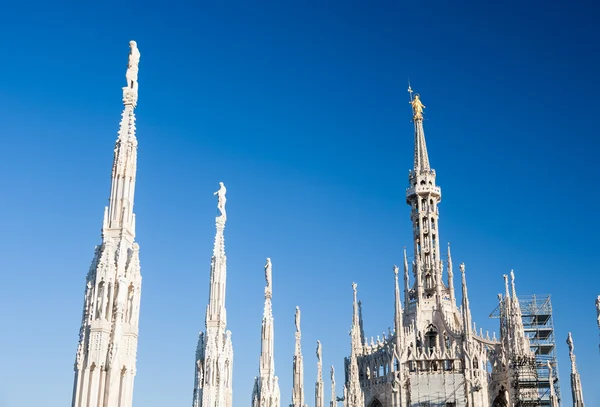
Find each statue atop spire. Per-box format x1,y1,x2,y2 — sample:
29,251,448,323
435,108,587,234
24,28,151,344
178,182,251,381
596,295,600,329
214,182,227,220
295,306,301,333
123,41,140,106
410,94,426,120
265,258,272,295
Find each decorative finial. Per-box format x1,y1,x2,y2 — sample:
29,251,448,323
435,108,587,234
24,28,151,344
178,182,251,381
213,182,227,220
393,265,399,275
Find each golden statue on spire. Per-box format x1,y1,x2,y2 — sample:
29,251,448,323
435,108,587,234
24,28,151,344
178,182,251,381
410,94,425,120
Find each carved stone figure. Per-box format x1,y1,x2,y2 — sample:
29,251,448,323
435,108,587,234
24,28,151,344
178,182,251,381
596,295,600,328
214,182,227,219
295,306,301,333
316,340,322,362
410,94,426,119
265,257,272,291
126,41,140,90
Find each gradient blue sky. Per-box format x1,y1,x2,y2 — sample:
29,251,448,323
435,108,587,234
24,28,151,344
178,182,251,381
0,1,598,406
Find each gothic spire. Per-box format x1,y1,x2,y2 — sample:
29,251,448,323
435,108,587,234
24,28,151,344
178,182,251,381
350,283,361,351
567,332,585,407
252,258,280,407
447,243,455,305
315,341,324,407
509,270,528,355
345,283,363,407
194,183,233,407
329,366,336,407
408,86,430,172
206,183,228,330
72,41,143,407
460,263,472,340
393,265,403,351
403,248,410,313
103,41,141,238
405,90,443,313
291,306,306,407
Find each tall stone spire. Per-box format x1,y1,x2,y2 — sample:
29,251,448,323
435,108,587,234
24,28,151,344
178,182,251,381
252,258,280,407
405,89,444,318
393,265,403,351
193,183,233,407
72,41,143,407
508,270,529,355
345,283,363,407
329,366,336,407
291,306,306,407
567,333,585,407
315,341,324,407
460,263,472,342
403,248,410,312
447,243,455,305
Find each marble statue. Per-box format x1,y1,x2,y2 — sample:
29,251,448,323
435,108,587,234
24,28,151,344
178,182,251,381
567,332,574,356
410,94,425,119
265,258,272,292
295,306,301,333
596,295,600,328
214,182,227,219
316,340,322,362
126,41,140,90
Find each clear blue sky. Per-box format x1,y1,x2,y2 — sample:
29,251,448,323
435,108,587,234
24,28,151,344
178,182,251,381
0,1,598,406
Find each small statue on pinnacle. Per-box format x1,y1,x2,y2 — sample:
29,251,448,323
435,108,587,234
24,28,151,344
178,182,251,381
265,257,272,292
214,182,227,220
295,306,301,333
126,41,140,92
316,340,322,363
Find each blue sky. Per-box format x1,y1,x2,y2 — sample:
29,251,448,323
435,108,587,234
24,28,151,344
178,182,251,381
0,1,598,406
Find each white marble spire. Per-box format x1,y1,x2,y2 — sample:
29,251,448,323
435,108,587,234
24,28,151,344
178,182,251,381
393,265,403,352
345,283,363,407
72,41,143,407
291,307,306,407
329,366,336,407
315,341,324,407
405,90,444,319
193,183,233,407
447,243,455,304
567,333,585,407
460,263,472,343
251,258,280,407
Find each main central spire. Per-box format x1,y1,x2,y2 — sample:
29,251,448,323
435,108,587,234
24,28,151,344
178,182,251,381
405,89,445,317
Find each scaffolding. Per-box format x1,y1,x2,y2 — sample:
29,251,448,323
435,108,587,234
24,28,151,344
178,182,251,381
490,294,561,406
